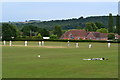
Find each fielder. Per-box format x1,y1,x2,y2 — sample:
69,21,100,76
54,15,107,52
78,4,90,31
108,42,111,48
9,41,12,46
3,40,6,45
25,41,28,46
89,43,92,48
42,41,44,46
67,41,70,47
76,42,79,48
38,41,41,46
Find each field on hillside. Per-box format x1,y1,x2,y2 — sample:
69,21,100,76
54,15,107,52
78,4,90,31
2,41,118,78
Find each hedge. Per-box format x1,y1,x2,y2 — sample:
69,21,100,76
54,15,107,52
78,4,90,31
2,37,119,43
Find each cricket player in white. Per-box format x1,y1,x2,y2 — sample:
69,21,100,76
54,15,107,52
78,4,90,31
38,41,41,46
25,41,28,46
3,40,6,45
89,44,92,48
108,43,111,48
9,41,12,46
42,41,44,46
76,42,79,48
67,41,70,47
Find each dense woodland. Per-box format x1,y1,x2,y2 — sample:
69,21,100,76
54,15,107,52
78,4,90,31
1,13,120,40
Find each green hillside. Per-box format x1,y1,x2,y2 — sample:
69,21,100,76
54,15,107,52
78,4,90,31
11,16,117,30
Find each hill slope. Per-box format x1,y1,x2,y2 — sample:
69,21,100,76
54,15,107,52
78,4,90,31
11,16,117,30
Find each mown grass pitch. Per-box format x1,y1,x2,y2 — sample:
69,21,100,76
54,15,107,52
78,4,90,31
2,41,118,78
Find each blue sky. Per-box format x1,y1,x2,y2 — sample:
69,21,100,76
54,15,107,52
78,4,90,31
2,2,118,22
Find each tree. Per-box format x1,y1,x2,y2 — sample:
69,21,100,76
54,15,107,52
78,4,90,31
21,25,39,36
95,22,104,29
108,13,113,33
21,25,50,37
21,25,31,36
85,22,98,31
108,34,115,40
91,22,98,31
116,14,120,35
38,28,50,37
37,33,42,38
53,26,62,38
2,23,19,40
78,16,84,19
85,22,92,31
50,34,58,40
96,28,108,33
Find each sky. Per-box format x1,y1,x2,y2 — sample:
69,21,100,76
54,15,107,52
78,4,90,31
0,0,119,2
1,2,118,22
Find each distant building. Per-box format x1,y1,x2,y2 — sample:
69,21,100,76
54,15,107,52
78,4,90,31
60,29,120,40
115,34,120,39
60,29,87,40
86,32,108,40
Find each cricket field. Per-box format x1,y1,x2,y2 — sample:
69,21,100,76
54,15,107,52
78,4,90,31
2,41,118,78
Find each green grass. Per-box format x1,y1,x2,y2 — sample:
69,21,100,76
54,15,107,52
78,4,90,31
2,41,118,78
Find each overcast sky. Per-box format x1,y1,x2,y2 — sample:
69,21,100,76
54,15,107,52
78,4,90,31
1,2,118,22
